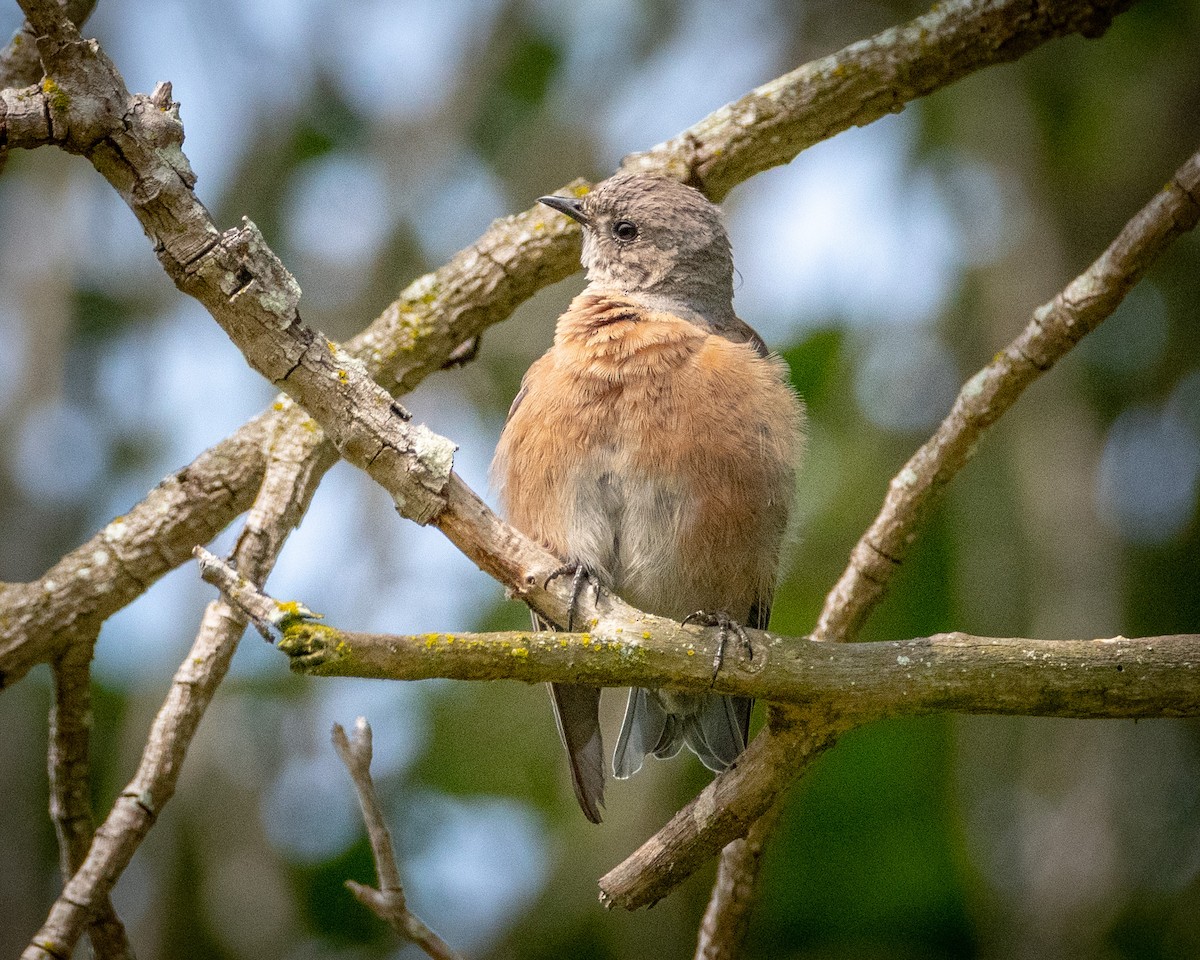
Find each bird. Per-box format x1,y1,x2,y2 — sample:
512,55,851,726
490,172,805,822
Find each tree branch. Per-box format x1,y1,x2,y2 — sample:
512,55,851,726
197,558,1200,918
694,803,785,960
332,719,464,960
624,0,1135,200
0,0,94,83
200,551,1200,721
814,145,1200,645
23,414,330,960
0,409,275,691
0,0,1166,943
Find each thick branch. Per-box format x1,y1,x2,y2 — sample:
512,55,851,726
228,571,1194,919
625,0,1135,199
200,555,1200,718
271,623,1200,721
601,714,851,909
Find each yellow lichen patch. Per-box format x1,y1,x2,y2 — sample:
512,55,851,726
272,400,285,411
280,622,342,656
687,649,696,657
581,633,592,646
41,77,69,112
510,647,529,659
572,184,591,198
642,632,651,640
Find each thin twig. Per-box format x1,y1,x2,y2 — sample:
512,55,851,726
332,719,464,960
49,643,132,959
194,546,321,642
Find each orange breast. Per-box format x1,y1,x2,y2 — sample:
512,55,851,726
491,294,805,619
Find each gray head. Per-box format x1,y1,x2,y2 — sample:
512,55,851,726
538,173,735,318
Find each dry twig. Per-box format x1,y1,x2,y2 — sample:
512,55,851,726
332,719,464,960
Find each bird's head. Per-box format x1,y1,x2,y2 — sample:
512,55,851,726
539,173,735,315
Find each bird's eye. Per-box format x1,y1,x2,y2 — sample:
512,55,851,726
612,220,638,242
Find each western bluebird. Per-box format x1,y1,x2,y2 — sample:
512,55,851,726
491,173,805,822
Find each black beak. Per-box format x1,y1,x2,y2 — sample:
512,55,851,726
538,194,589,227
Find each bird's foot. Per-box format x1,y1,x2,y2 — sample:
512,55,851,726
682,610,753,685
544,562,603,632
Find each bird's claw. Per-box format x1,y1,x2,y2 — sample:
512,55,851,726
682,610,753,685
544,562,602,631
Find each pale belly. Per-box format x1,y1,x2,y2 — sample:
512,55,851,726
560,449,747,624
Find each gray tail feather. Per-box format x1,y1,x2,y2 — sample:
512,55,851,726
614,689,751,778
685,694,751,773
613,687,667,779
548,682,605,822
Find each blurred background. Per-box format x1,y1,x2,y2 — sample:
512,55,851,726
2,0,1199,957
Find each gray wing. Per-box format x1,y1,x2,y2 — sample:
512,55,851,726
613,687,671,779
